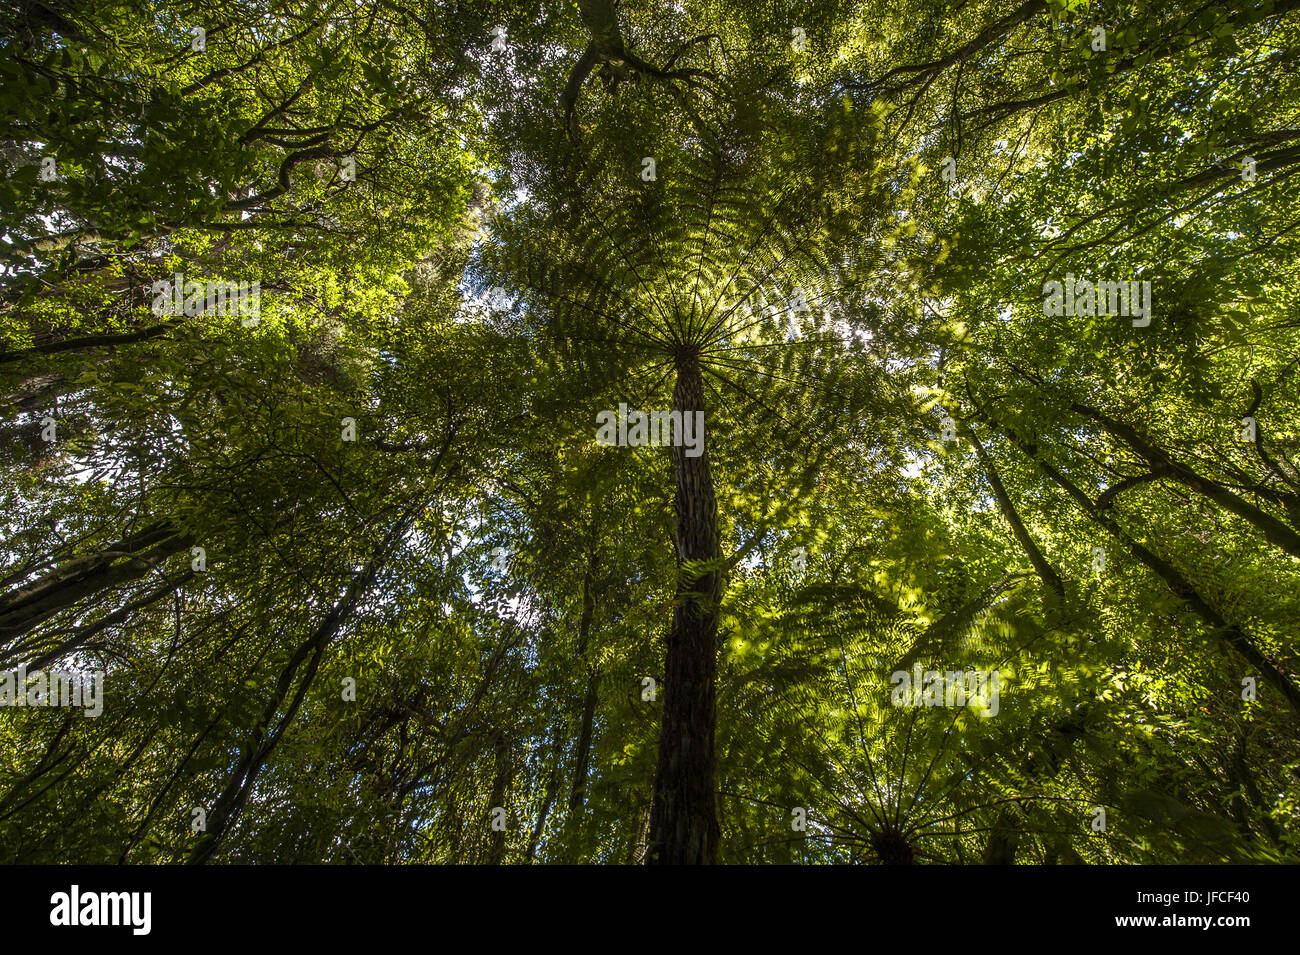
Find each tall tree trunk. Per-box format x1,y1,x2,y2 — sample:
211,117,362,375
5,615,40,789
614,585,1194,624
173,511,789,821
569,673,600,812
1230,731,1281,846
186,505,418,864
525,726,565,862
991,420,1300,716
1006,364,1300,557
0,321,175,367
648,352,722,864
569,549,600,813
488,731,512,865
575,0,627,58
19,571,192,671
968,429,1065,601
1068,398,1300,557
0,520,193,648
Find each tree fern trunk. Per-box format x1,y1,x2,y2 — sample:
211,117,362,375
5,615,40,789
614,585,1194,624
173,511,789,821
648,352,721,864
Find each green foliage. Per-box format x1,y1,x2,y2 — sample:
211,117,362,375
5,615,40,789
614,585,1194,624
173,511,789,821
2,0,1298,864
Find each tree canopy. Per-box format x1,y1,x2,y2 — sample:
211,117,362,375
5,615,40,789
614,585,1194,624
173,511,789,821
2,0,1299,864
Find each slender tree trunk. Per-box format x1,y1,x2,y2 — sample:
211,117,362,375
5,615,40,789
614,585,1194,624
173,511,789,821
0,321,175,367
569,673,600,812
968,430,1065,600
17,571,192,671
1231,732,1281,846
187,506,417,864
0,713,75,820
631,801,652,864
1002,364,1300,557
488,732,512,865
525,727,565,862
648,352,722,864
0,521,193,646
1071,399,1300,557
568,548,601,813
993,421,1300,715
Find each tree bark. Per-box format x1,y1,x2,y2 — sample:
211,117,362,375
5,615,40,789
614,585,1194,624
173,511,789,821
186,505,417,864
0,521,193,648
648,353,722,864
568,550,600,812
16,571,193,672
995,424,1300,716
969,430,1065,600
1067,398,1300,559
0,322,175,367
525,725,565,862
569,673,600,812
488,731,512,865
